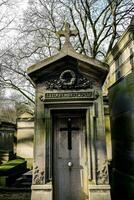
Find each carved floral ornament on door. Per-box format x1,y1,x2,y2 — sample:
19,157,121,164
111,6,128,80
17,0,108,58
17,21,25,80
44,69,95,90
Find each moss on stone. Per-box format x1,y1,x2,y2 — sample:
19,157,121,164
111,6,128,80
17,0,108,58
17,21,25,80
0,159,27,187
0,159,26,176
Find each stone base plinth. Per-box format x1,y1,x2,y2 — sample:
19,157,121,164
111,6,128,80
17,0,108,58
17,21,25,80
31,183,52,200
31,184,111,200
89,185,111,200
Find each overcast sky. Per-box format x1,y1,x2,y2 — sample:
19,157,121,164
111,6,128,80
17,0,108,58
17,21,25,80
0,0,28,47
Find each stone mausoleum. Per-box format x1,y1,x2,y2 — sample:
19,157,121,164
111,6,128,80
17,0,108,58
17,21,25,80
0,99,16,163
27,23,111,200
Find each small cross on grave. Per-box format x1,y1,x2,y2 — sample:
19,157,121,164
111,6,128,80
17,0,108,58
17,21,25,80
57,22,78,44
60,118,79,150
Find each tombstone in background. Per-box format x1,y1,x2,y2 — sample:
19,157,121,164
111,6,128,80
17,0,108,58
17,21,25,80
27,23,111,200
0,99,16,163
17,106,34,169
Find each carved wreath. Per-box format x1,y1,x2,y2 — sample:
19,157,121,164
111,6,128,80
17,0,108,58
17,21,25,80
60,70,76,86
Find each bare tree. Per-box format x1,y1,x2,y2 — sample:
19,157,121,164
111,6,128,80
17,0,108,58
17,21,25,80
0,48,35,103
0,0,35,104
0,0,134,103
20,0,134,59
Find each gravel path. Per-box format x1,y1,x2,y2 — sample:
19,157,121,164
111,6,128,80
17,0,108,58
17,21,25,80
0,190,31,200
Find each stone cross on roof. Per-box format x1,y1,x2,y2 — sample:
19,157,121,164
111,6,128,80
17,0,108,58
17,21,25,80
57,22,78,45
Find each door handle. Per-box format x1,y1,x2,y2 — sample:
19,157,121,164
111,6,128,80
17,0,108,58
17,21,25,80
67,161,73,168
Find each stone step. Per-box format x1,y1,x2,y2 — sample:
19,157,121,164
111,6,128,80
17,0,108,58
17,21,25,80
22,170,32,180
12,170,32,188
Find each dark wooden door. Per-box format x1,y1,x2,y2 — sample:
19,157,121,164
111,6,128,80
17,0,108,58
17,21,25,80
53,110,88,200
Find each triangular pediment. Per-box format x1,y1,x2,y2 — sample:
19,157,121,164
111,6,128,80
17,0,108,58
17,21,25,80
18,112,33,119
27,44,109,85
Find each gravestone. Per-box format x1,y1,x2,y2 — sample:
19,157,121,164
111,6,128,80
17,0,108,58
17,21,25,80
27,23,111,200
0,99,16,163
17,106,34,169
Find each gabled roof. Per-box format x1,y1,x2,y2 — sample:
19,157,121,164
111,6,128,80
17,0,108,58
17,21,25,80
0,99,16,125
17,104,34,119
27,42,108,76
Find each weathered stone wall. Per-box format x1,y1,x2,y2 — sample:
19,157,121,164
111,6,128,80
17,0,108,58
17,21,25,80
109,70,134,200
103,17,134,95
